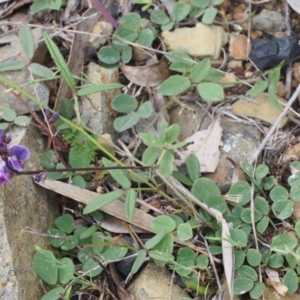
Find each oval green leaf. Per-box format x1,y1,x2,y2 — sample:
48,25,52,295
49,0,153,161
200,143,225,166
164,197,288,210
111,94,138,113
159,75,191,96
55,214,74,233
114,112,140,132
177,223,193,241
99,46,121,64
197,82,224,101
152,215,176,234
33,249,58,285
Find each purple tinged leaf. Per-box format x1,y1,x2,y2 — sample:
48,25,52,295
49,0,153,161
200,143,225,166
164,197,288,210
90,0,119,29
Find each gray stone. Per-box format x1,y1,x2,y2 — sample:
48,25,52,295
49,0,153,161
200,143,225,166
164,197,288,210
0,123,60,300
251,9,285,35
0,71,49,115
206,117,262,192
81,62,119,142
169,102,262,192
0,27,49,115
128,262,190,300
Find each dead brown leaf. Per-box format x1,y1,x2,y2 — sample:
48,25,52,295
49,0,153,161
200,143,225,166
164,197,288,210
121,57,170,87
176,115,223,173
265,268,288,296
36,179,214,259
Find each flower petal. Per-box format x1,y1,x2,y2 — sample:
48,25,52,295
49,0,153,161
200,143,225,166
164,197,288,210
7,158,23,172
9,145,30,162
0,161,11,184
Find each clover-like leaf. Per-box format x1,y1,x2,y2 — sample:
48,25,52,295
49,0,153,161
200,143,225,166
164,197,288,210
41,287,65,300
159,150,174,176
159,75,191,96
58,257,75,284
197,82,224,101
0,107,16,122
272,200,293,219
233,277,254,295
271,234,297,253
186,153,200,182
114,112,140,132
249,282,265,300
111,94,138,113
173,2,190,22
190,58,211,83
152,215,176,233
283,270,298,293
150,10,170,25
137,101,153,118
175,247,195,276
246,249,261,267
270,186,289,202
55,214,74,233
121,12,141,29
99,46,120,64
33,248,58,285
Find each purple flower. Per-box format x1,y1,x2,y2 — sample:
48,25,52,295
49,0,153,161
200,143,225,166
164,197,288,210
0,161,11,184
44,108,59,123
0,136,31,185
7,145,31,172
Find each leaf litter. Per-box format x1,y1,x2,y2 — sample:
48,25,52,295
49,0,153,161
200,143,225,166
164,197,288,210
2,0,300,299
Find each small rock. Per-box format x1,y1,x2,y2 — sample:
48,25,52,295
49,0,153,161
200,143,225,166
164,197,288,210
231,93,289,128
244,71,254,78
161,23,228,60
89,21,113,49
229,33,249,60
292,202,300,223
169,102,211,141
292,62,300,82
0,123,60,300
206,116,262,192
227,60,243,70
250,30,263,39
81,62,119,142
251,9,285,35
128,262,190,300
276,82,288,98
249,35,300,70
169,102,262,192
0,71,49,115
232,4,247,22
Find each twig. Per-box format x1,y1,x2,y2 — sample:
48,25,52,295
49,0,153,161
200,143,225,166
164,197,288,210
250,84,300,164
9,165,149,176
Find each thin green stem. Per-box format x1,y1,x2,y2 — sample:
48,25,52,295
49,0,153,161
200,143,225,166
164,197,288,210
0,75,185,208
